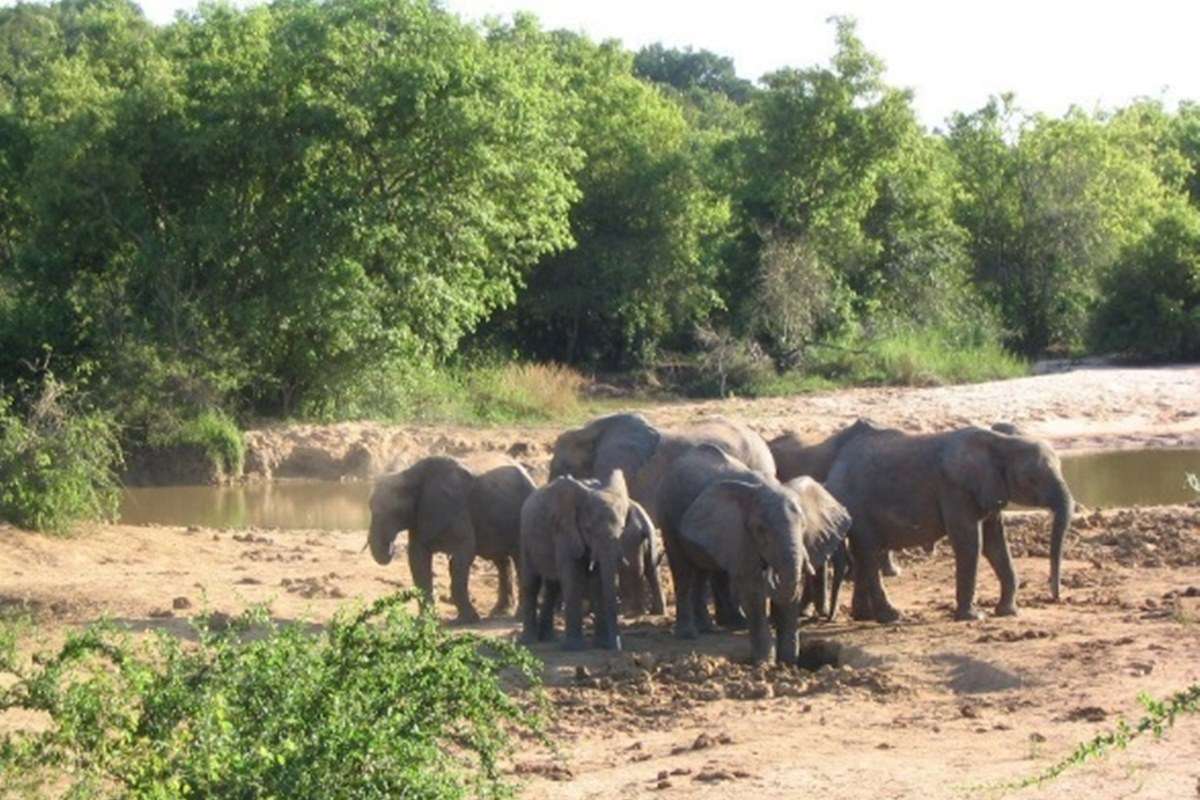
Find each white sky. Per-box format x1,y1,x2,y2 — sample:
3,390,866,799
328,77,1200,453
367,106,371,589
134,0,1199,130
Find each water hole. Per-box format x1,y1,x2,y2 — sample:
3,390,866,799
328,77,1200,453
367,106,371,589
118,448,1200,530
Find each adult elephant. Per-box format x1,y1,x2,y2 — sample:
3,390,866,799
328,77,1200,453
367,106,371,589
549,412,776,624
656,445,850,662
367,455,535,623
825,425,1074,623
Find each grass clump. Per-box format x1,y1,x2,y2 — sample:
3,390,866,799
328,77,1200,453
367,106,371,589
0,593,546,799
0,375,122,533
308,360,590,425
153,408,245,478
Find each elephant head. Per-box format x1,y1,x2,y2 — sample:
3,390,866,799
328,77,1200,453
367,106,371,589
366,457,469,566
549,413,660,485
617,501,664,616
684,476,850,607
946,429,1074,600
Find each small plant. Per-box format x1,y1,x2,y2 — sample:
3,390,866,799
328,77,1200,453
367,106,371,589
0,374,122,533
0,593,546,799
1014,684,1200,788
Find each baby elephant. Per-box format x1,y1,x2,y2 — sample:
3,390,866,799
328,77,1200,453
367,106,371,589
616,501,665,617
657,445,851,664
367,455,535,623
519,471,631,651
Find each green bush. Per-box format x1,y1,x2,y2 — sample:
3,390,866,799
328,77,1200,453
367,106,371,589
0,376,122,533
156,409,245,479
0,594,545,799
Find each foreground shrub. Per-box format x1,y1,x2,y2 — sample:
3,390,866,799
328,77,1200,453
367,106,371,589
0,594,545,799
0,376,122,533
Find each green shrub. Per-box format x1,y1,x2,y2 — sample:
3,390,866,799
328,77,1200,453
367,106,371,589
0,376,122,533
0,594,545,799
157,409,245,479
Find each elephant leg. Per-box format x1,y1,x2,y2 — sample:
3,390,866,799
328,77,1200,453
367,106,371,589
944,506,984,621
559,556,588,651
490,556,515,617
667,551,699,640
590,569,609,643
538,580,561,642
813,561,830,618
771,597,799,665
849,526,899,623
744,586,772,665
712,573,747,629
645,546,665,616
518,568,541,645
982,514,1018,616
448,549,480,624
694,572,717,634
408,541,435,609
828,544,849,621
881,549,902,577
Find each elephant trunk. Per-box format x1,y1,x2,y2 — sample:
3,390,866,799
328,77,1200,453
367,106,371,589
368,518,395,565
771,535,802,606
598,561,622,650
1047,480,1074,601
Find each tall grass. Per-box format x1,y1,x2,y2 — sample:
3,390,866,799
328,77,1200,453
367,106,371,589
316,361,590,425
740,328,1027,398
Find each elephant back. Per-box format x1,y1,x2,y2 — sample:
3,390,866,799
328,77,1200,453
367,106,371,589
469,461,536,559
408,456,475,548
677,416,775,477
655,444,756,538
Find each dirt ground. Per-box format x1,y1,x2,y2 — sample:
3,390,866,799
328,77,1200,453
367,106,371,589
3,365,1200,798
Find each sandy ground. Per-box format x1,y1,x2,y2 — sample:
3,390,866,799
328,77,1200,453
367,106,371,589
242,365,1200,482
3,365,1200,798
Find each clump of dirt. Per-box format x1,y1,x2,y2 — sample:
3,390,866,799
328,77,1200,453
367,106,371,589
281,574,347,599
550,645,904,731
1006,505,1200,567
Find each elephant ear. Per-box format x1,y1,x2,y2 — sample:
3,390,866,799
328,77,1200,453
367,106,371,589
943,430,1008,512
784,477,851,570
551,478,587,560
680,480,757,568
415,458,473,542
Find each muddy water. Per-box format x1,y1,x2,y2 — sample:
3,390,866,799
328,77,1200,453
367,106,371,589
119,449,1200,530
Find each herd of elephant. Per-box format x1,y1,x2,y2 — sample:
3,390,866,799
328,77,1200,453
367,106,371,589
366,413,1074,665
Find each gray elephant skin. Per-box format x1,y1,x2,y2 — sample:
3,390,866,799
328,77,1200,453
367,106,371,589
367,455,535,623
656,445,850,664
550,412,776,625
617,501,665,616
771,419,900,619
824,423,1074,622
519,470,632,650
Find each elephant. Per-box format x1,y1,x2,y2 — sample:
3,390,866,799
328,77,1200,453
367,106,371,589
616,500,665,616
770,420,897,620
367,455,535,623
824,424,1074,623
656,444,850,663
519,470,632,650
550,412,776,626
